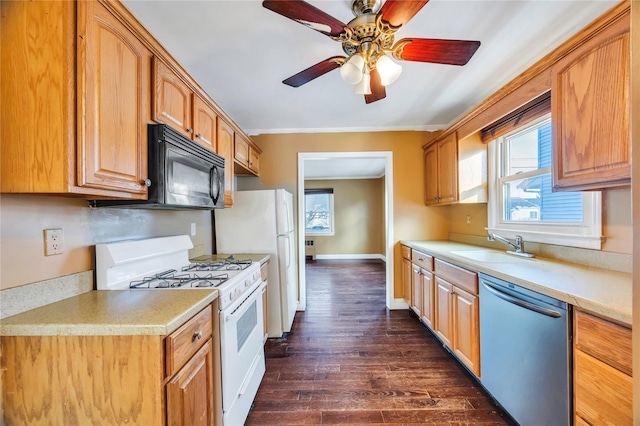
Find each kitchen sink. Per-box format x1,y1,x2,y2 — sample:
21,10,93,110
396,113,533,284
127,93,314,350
450,250,532,262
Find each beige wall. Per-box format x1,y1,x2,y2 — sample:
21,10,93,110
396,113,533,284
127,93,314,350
249,131,448,298
304,178,384,256
0,194,213,290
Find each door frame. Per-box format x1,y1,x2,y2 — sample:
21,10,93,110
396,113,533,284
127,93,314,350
296,151,397,310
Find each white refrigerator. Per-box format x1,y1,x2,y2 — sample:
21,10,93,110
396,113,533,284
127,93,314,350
214,189,298,338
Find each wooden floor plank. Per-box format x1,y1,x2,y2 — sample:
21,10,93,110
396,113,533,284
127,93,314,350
246,260,511,425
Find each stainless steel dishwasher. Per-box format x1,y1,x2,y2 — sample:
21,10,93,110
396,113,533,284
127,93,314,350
479,273,570,426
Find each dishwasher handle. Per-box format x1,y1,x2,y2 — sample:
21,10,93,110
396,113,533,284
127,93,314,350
482,281,562,318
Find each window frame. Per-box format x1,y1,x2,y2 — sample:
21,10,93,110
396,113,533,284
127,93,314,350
304,188,335,236
487,115,603,250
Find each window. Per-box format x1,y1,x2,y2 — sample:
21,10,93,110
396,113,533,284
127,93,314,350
488,115,602,249
304,188,334,236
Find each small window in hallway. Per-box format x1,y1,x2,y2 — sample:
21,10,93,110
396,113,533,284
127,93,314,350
304,188,334,236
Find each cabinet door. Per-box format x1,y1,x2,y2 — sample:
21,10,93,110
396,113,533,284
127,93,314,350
234,134,249,166
217,118,234,207
248,146,260,174
434,277,453,348
574,349,632,425
420,270,434,329
153,58,193,138
452,286,480,377
401,257,412,303
411,265,422,317
437,133,458,204
192,96,217,151
552,14,630,191
167,339,214,426
423,142,439,205
78,1,150,196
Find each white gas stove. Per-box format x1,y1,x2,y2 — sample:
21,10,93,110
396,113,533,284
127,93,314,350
95,235,266,425
95,234,261,310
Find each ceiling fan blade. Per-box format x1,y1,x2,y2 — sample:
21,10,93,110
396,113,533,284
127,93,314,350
283,56,345,87
263,0,350,38
379,0,429,28
365,69,386,104
393,38,481,65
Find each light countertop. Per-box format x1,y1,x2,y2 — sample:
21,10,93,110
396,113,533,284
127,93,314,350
0,289,218,336
402,240,632,326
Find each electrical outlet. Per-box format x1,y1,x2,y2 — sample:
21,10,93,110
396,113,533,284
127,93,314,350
44,228,64,256
190,223,196,236
466,215,471,225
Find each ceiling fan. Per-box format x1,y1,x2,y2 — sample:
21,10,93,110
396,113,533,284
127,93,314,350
263,0,481,104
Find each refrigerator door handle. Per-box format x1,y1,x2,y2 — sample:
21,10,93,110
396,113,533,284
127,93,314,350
283,234,291,269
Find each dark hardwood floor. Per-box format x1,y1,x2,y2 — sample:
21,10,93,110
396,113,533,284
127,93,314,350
246,259,511,425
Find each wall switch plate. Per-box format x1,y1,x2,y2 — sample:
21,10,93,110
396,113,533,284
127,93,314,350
190,223,196,236
44,228,64,256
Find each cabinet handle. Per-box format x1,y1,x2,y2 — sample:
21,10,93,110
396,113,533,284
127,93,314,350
195,133,202,139
187,128,194,134
449,291,454,295
192,331,203,342
141,179,151,187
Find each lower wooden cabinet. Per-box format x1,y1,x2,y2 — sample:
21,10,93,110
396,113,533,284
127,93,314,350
573,309,632,425
431,259,480,377
1,302,222,425
420,269,434,328
261,261,269,343
410,265,423,317
401,252,412,304
167,339,215,426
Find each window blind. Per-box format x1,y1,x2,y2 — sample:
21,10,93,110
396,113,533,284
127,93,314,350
480,93,551,143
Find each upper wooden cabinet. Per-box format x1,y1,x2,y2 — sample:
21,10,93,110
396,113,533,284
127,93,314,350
551,10,630,191
217,118,235,207
423,132,487,206
153,58,193,139
1,0,150,198
152,59,218,151
193,95,217,151
234,133,261,176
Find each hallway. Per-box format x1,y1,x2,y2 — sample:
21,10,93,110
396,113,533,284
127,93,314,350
246,260,510,425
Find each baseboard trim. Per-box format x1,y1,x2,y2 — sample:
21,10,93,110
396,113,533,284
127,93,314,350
314,254,386,262
389,298,409,310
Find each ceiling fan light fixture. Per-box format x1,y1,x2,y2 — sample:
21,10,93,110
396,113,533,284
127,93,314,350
340,54,365,84
353,68,371,95
376,54,402,86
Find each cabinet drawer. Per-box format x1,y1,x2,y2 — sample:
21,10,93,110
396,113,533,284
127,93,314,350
574,349,632,425
434,259,477,294
411,250,433,271
401,245,411,260
165,305,213,377
574,310,631,375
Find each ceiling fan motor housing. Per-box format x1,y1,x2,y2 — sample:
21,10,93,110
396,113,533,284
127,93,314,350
342,14,394,67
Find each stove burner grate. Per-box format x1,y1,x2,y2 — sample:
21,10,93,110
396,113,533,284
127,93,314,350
182,259,252,272
129,270,229,289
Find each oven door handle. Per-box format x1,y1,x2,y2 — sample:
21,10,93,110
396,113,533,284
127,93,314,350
225,282,265,323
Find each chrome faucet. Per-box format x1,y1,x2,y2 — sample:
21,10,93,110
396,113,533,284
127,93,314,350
487,233,534,258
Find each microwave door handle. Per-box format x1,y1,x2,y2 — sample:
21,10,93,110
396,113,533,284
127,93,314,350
209,167,219,204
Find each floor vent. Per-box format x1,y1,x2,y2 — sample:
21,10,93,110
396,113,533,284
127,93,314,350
305,240,316,260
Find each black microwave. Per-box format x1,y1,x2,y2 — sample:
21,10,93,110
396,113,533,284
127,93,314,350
92,124,225,210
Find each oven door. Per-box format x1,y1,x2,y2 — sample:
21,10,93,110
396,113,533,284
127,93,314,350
220,282,266,424
165,144,223,208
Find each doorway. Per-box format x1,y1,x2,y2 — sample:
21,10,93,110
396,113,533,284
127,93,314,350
296,151,396,311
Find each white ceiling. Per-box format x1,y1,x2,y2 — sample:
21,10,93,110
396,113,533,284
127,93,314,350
122,0,615,136
304,156,387,179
